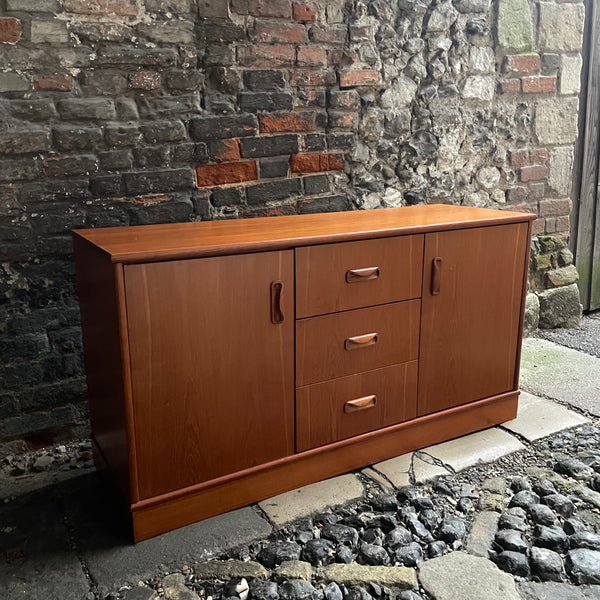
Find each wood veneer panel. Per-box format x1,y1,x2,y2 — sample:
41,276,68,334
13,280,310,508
296,361,418,452
296,300,421,386
73,205,536,264
295,235,423,318
131,391,518,541
124,251,295,499
72,237,132,501
418,223,529,416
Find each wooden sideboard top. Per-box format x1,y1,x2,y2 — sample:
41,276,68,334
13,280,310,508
73,204,536,264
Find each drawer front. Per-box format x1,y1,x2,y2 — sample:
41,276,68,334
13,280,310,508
295,235,424,318
296,300,420,386
296,362,418,452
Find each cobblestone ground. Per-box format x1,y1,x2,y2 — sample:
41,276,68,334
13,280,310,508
2,415,600,600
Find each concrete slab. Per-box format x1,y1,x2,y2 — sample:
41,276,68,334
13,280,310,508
67,474,272,596
258,474,364,526
424,428,525,472
503,391,589,440
520,338,600,416
412,452,453,483
517,581,600,599
361,467,396,494
372,453,413,488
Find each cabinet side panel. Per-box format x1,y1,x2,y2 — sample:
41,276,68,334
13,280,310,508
418,223,529,416
125,250,295,499
73,235,132,502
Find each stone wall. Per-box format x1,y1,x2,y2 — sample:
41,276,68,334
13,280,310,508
0,0,586,449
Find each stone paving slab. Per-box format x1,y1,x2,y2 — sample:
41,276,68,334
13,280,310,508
517,581,600,599
423,428,525,472
419,552,521,600
503,391,589,440
520,338,600,416
372,453,413,488
66,474,272,596
258,474,364,526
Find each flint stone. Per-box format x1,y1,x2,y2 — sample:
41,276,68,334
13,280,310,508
279,580,321,600
301,539,335,566
358,543,390,566
394,543,423,567
542,493,575,518
418,552,521,600
573,485,600,510
462,76,495,102
250,580,279,600
533,525,569,553
258,542,301,568
564,518,588,535
454,0,489,12
385,527,413,549
530,547,565,582
510,490,540,509
495,529,528,554
321,524,359,547
529,504,556,526
566,549,600,584
319,563,417,589
570,531,600,551
323,582,342,600
380,76,417,108
427,541,446,558
533,479,558,497
555,458,595,481
495,551,530,577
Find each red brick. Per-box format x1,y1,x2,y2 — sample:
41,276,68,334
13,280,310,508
196,161,258,187
129,71,161,90
33,74,72,91
209,139,241,162
63,0,138,16
530,148,549,164
504,54,541,74
290,152,343,173
522,76,556,93
254,22,307,44
509,149,530,168
293,2,318,22
532,218,546,235
297,46,327,68
539,198,572,217
0,18,21,43
328,111,358,130
499,79,521,94
340,69,380,88
259,112,316,133
309,24,347,45
290,70,336,86
529,182,545,199
239,45,296,68
520,165,547,182
249,0,292,17
556,215,570,233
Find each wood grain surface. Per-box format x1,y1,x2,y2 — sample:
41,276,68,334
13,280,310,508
73,205,536,264
124,250,295,499
295,235,423,318
296,300,421,386
417,223,529,416
296,361,418,451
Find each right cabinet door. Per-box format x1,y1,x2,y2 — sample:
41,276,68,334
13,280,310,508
418,223,529,416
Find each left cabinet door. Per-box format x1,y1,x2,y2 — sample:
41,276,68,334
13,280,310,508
124,250,295,499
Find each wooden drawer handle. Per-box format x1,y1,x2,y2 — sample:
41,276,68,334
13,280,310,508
346,267,380,283
345,332,378,351
344,395,377,414
431,257,442,295
270,280,284,324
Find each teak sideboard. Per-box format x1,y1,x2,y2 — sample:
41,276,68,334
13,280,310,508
72,204,535,541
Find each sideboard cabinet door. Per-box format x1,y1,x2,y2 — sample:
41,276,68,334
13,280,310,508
124,251,295,499
418,223,529,416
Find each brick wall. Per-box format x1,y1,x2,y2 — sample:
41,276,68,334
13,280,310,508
0,0,586,449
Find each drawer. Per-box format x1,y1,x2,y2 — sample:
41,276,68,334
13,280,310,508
295,235,423,318
296,361,418,452
296,300,420,386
